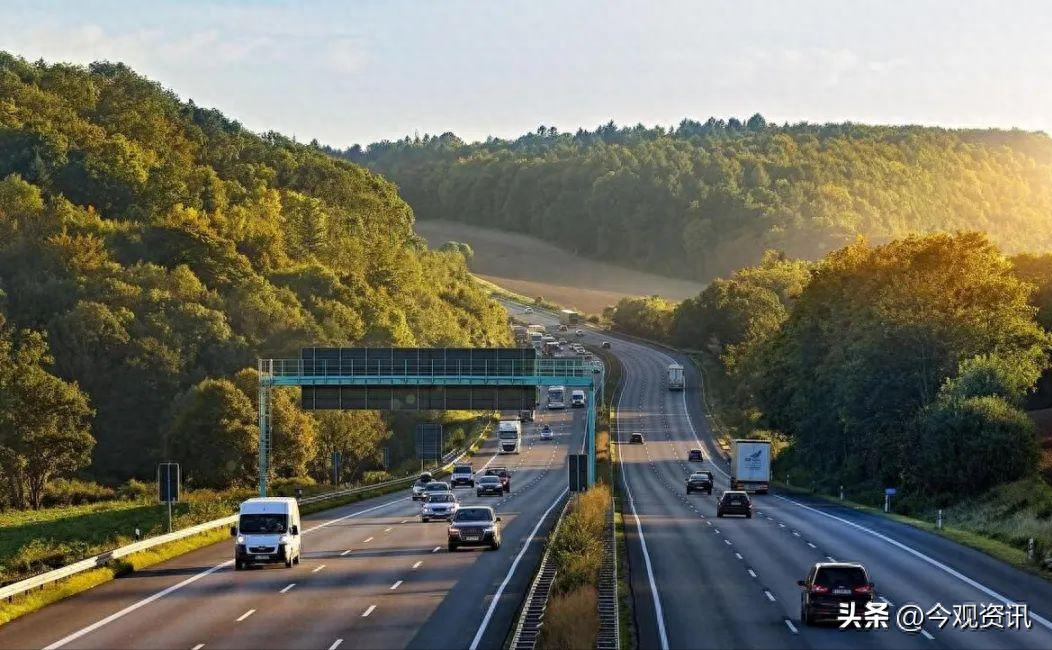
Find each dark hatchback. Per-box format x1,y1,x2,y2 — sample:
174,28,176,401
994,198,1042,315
476,475,504,496
688,448,704,462
448,506,502,551
484,467,512,492
629,432,645,444
798,563,875,625
686,472,713,494
716,491,752,518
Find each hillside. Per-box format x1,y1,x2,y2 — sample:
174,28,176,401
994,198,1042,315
341,119,1052,281
415,220,703,313
0,53,510,491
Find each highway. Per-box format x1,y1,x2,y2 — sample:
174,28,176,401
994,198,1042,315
508,302,1052,650
0,407,584,650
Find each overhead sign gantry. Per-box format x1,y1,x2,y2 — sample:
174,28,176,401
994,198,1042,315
257,347,601,495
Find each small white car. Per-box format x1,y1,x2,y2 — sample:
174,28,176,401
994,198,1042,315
575,329,584,337
421,492,459,522
540,424,554,441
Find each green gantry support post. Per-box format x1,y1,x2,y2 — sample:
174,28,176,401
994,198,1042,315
258,362,271,497
587,381,597,487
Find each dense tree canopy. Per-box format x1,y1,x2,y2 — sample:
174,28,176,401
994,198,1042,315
341,119,1052,281
0,54,510,491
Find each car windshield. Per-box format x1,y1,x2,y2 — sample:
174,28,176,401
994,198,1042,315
454,508,494,523
425,483,448,491
416,475,432,485
690,474,709,480
815,567,868,587
454,465,472,474
479,476,500,484
723,494,749,505
428,494,455,503
239,513,287,534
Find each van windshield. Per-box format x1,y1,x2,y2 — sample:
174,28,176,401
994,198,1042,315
239,513,288,534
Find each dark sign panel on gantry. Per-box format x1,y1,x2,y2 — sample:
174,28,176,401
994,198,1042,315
298,348,540,412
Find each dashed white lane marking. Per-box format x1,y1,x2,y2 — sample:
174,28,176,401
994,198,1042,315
784,619,798,634
724,539,732,546
192,645,205,650
734,553,743,560
807,542,816,549
341,549,352,556
412,561,423,569
763,590,776,602
792,531,801,537
328,640,343,650
714,529,721,534
312,564,326,573
748,569,757,578
362,605,376,617
236,609,255,622
778,523,786,528
401,519,410,524
363,537,374,543
880,596,894,606
384,527,393,533
920,629,935,640
280,583,296,594
390,580,403,590
826,556,836,562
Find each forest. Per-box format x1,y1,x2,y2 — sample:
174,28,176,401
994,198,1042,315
0,54,510,508
340,118,1052,282
608,234,1052,506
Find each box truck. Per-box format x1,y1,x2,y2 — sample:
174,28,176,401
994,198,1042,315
730,439,771,494
667,363,684,391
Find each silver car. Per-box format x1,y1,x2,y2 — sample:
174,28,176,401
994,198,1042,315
421,492,459,522
411,473,434,500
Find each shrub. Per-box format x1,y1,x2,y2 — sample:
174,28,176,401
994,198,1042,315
41,479,116,507
538,586,599,650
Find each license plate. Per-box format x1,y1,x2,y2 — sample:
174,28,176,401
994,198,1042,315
254,554,273,559
464,535,480,541
833,587,851,595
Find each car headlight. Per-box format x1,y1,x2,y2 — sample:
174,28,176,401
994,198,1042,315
448,527,461,537
484,526,496,533
237,535,245,544
279,534,290,544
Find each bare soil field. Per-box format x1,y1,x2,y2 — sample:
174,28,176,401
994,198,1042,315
415,220,703,313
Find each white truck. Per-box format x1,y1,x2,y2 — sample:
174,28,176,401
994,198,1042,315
667,363,684,391
730,439,771,494
559,309,580,325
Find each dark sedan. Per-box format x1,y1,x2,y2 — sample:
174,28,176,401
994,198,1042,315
476,475,504,496
798,562,875,625
686,472,713,495
448,506,502,551
716,490,752,518
484,467,511,492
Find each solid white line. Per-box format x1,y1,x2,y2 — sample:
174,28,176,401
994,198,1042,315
784,619,798,634
412,561,423,569
312,564,326,573
773,494,1052,632
328,640,343,650
280,583,296,594
764,590,776,602
362,605,376,617
236,609,255,622
390,580,403,590
42,560,232,649
468,487,569,650
363,537,374,543
920,629,935,640
748,569,757,578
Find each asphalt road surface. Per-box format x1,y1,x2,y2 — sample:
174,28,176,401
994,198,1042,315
0,406,584,650
507,302,1052,650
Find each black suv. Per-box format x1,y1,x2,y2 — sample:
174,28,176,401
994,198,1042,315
716,491,752,518
798,562,875,625
629,432,645,444
686,472,713,494
688,448,704,462
448,506,502,551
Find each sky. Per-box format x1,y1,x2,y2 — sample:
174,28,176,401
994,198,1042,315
3,0,1052,147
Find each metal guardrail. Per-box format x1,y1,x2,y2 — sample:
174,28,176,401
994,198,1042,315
0,428,486,603
597,503,620,650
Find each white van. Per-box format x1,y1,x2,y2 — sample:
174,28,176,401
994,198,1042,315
232,497,302,570
571,389,586,408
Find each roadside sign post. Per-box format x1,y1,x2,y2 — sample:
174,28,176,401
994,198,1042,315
157,462,180,534
332,451,342,487
884,487,896,513
416,423,443,471
937,509,943,529
1029,538,1036,562
839,485,844,501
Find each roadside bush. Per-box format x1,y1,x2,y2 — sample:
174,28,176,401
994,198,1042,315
362,471,391,485
271,476,318,497
117,479,154,501
549,485,610,593
41,479,116,507
538,585,599,650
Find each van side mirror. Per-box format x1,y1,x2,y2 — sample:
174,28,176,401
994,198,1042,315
290,525,299,536
796,580,805,587
230,525,238,537
495,516,502,522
